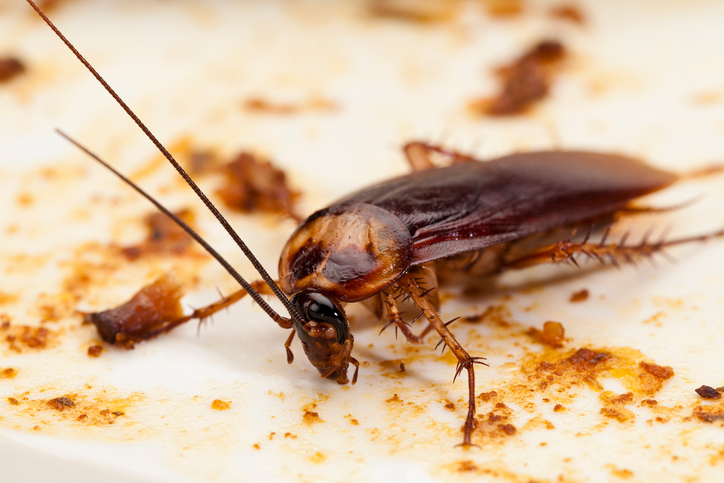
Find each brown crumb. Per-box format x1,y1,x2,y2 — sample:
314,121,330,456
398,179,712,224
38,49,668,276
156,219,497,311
216,152,301,222
7,397,20,405
83,274,185,349
253,443,260,450
87,345,103,357
0,57,25,83
211,399,231,410
693,405,724,423
120,209,196,260
639,361,674,380
498,423,516,435
243,97,336,114
47,396,76,411
569,289,589,302
478,391,498,402
553,404,564,412
470,39,567,116
695,385,722,400
549,4,585,24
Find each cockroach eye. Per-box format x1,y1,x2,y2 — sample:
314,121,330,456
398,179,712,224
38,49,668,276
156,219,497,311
291,292,349,344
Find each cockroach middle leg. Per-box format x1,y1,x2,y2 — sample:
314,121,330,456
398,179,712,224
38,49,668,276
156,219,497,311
380,289,433,344
399,273,487,447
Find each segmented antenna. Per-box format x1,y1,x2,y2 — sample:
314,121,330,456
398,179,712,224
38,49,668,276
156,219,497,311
26,0,305,326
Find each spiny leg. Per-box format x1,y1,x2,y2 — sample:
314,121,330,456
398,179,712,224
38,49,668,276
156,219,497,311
504,225,724,270
398,273,486,447
380,288,433,344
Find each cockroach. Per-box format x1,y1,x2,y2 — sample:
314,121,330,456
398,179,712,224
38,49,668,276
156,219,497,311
27,1,723,446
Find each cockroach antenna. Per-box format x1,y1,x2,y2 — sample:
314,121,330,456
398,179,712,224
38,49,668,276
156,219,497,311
26,0,306,326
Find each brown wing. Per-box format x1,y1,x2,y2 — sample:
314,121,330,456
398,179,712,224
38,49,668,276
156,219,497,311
334,151,677,265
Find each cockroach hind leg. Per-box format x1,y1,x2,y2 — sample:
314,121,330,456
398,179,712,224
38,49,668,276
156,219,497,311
350,357,360,385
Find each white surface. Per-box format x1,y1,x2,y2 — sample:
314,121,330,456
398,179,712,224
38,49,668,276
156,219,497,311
1,1,724,482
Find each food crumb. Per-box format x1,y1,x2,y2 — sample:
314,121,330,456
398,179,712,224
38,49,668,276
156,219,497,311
0,57,25,83
253,443,260,450
470,39,567,116
47,396,75,411
303,410,324,424
216,152,301,222
498,423,516,435
569,289,589,302
541,321,565,347
695,385,722,400
553,404,564,412
7,397,20,405
87,345,103,357
0,367,18,379
211,399,232,410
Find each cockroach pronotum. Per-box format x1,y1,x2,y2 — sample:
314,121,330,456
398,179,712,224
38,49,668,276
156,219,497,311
26,0,724,447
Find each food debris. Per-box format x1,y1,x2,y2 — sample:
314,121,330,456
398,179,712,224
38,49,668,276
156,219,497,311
541,321,565,347
3,324,53,352
84,275,185,349
481,0,523,17
243,97,336,114
211,399,231,411
7,397,20,405
695,385,722,400
470,39,567,116
120,209,196,260
87,345,103,357
570,288,589,302
549,4,585,24
693,405,724,423
216,152,301,222
47,396,76,411
368,0,460,22
0,57,25,83
303,410,324,425
0,368,18,379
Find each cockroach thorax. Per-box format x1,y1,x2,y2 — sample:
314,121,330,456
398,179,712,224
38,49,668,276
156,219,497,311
279,203,413,302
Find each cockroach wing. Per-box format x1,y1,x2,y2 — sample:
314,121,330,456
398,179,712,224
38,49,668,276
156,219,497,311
335,151,677,265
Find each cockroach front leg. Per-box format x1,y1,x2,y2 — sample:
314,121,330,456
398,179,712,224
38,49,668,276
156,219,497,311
398,273,487,447
183,280,293,329
380,289,433,344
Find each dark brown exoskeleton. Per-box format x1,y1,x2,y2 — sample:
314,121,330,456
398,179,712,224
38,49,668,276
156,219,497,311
28,1,724,446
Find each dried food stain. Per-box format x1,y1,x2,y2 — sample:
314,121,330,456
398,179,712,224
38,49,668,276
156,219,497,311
211,399,232,411
470,39,567,116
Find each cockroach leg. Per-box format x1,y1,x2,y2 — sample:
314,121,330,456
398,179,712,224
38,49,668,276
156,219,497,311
380,289,430,344
620,196,704,215
504,226,724,270
399,273,487,447
284,330,296,364
402,141,477,171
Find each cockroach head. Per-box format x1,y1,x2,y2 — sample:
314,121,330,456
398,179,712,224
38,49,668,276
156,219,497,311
290,291,354,384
